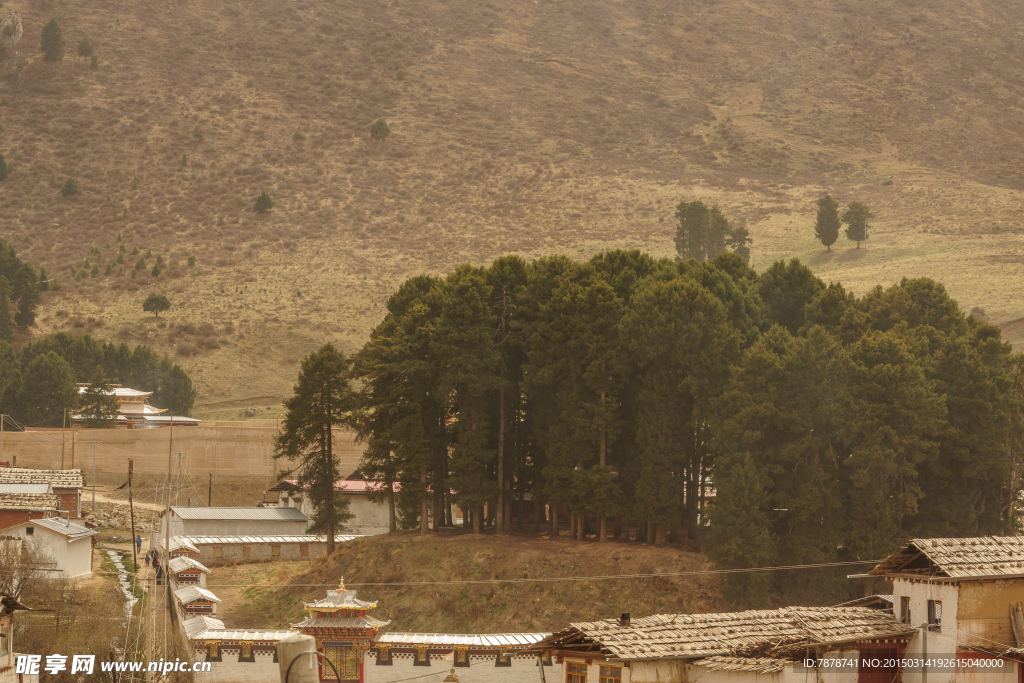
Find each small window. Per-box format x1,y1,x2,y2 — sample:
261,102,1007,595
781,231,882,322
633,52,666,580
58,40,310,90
495,649,511,667
300,544,309,557
928,600,942,626
213,546,223,558
900,596,911,625
600,665,622,683
271,545,281,558
414,647,430,666
566,661,588,683
242,546,251,558
376,647,392,666
455,649,469,668
25,526,34,535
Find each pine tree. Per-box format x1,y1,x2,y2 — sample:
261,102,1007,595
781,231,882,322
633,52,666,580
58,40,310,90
274,344,355,554
674,200,749,262
142,294,170,317
16,351,77,427
756,259,825,335
253,191,274,213
38,267,49,291
79,366,120,428
77,37,93,58
370,118,391,142
11,263,40,328
814,195,841,250
842,201,873,248
40,19,65,62
60,178,78,197
0,277,12,344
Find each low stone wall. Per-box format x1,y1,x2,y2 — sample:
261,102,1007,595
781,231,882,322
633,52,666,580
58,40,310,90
183,536,360,566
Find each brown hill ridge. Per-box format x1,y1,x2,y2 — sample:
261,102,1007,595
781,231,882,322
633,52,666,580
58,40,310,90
2,0,1023,411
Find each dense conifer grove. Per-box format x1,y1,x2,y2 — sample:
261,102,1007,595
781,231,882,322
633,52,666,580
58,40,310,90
351,250,1024,606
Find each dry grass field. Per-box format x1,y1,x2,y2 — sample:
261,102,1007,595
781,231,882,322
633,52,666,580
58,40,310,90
2,0,1024,414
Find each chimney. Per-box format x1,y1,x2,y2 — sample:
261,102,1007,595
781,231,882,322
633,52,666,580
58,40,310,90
619,613,630,627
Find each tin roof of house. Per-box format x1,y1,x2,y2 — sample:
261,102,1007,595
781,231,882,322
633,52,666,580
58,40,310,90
191,629,294,642
291,613,390,630
1,592,30,615
0,468,83,489
174,586,221,605
161,536,200,554
24,518,97,540
170,506,308,521
169,557,211,574
375,633,549,647
524,607,913,661
0,483,51,495
184,615,226,639
179,534,361,545
0,493,60,511
870,536,1024,579
304,585,377,611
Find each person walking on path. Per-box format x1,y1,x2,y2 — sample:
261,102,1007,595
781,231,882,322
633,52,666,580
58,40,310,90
135,536,142,553
144,554,150,568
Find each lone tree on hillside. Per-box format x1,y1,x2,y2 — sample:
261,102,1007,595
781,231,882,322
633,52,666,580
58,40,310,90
370,118,391,142
674,200,752,262
253,191,274,213
77,37,93,58
842,201,873,249
60,178,78,197
79,367,120,428
814,195,841,251
274,344,356,555
142,293,170,317
39,19,65,62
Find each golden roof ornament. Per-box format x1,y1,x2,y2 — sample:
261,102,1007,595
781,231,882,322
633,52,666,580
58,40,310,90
338,576,345,591
443,667,459,682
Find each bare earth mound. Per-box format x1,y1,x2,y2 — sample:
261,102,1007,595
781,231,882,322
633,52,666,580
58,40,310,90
208,533,725,633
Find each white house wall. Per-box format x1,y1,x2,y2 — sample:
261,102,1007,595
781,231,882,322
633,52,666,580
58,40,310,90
161,516,309,538
362,650,562,683
191,651,278,683
5,527,92,580
347,497,390,536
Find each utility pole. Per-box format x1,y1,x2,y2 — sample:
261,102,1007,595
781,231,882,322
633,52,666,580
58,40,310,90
128,459,138,571
208,473,212,507
1,414,4,464
92,443,97,510
61,410,66,469
164,420,174,661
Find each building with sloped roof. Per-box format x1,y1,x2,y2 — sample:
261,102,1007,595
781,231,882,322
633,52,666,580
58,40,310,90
72,385,200,429
159,506,309,538
178,533,361,565
0,492,60,531
0,467,84,517
168,556,211,588
2,517,97,580
174,585,221,616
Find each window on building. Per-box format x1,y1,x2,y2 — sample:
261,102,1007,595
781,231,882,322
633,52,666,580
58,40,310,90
900,596,911,624
300,544,309,557
376,647,392,666
566,661,588,683
1,627,9,655
495,649,511,667
242,546,251,558
600,665,622,683
455,648,469,667
928,600,942,626
25,526,33,535
213,546,223,558
414,647,430,666
271,545,281,558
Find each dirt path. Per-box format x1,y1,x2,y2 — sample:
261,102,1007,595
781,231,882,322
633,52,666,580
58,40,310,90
92,491,166,512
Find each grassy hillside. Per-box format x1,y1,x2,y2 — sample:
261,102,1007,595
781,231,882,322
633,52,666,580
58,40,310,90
2,0,1023,414
209,533,725,633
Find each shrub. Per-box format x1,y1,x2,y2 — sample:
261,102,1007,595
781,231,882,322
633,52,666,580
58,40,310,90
370,118,391,141
0,153,7,181
77,37,93,58
253,191,274,213
61,178,78,197
187,255,196,267
176,342,200,356
150,263,161,277
90,264,99,277
203,335,219,349
396,69,404,80
40,19,65,62
90,55,97,69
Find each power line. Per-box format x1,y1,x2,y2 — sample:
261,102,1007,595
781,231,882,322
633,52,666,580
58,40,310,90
204,560,881,588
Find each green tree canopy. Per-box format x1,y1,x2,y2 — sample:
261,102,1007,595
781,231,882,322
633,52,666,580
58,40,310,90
275,344,355,554
17,351,77,427
253,191,274,213
142,293,170,317
814,195,841,250
40,19,65,62
79,367,120,428
674,200,750,262
842,201,873,248
370,118,391,141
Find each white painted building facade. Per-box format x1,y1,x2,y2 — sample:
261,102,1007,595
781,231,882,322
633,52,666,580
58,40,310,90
2,518,96,580
159,507,310,538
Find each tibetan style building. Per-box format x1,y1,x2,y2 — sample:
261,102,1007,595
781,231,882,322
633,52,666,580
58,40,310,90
292,580,390,682
72,385,200,429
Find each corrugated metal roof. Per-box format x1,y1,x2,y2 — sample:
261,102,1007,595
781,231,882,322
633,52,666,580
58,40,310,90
871,536,1024,579
698,657,790,673
192,630,294,642
0,483,51,494
161,537,200,554
174,586,221,604
291,614,390,630
0,468,84,488
171,507,308,521
169,557,211,574
525,607,913,661
184,616,225,639
180,534,361,545
27,518,97,540
0,493,59,511
375,633,549,647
